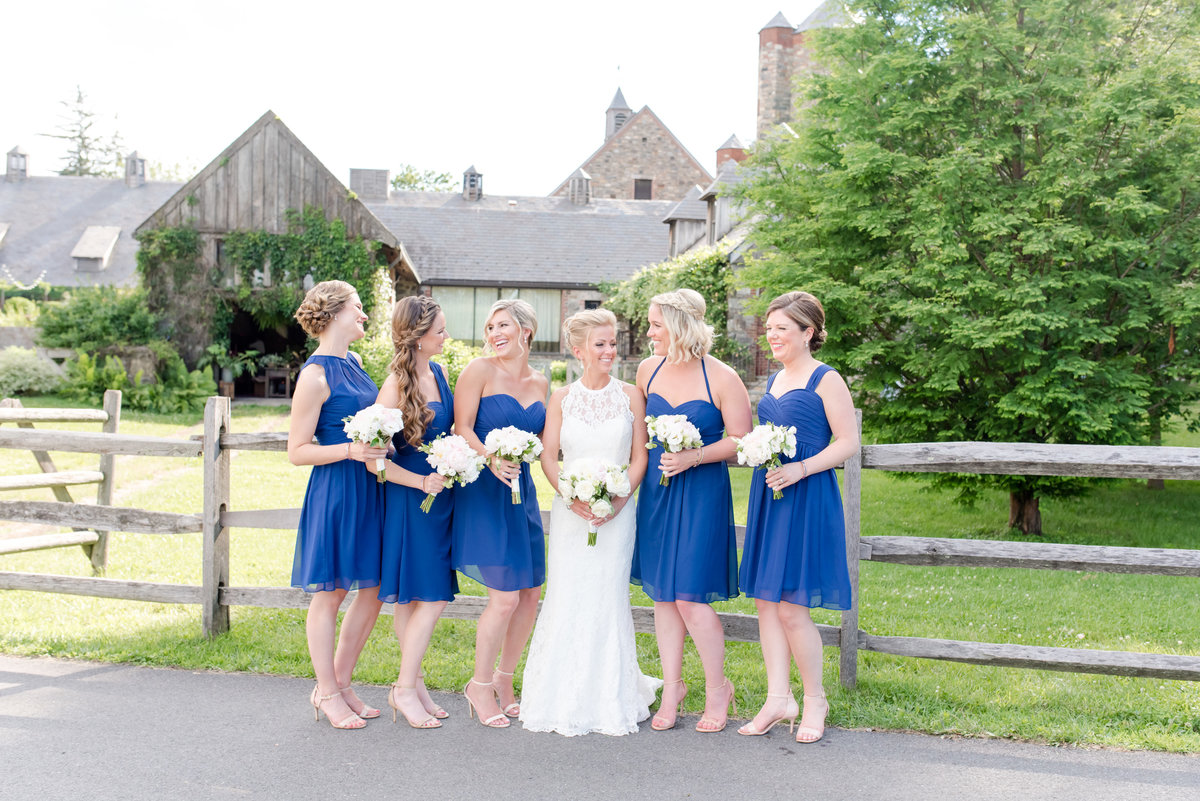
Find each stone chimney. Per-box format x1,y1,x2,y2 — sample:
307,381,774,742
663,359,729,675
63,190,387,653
462,165,483,201
568,168,591,205
125,151,146,188
605,88,633,141
6,146,28,182
716,135,747,169
349,168,390,201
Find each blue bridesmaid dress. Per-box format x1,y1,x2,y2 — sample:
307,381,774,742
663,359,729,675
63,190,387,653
378,364,459,604
291,354,383,593
739,365,852,610
451,394,547,591
632,358,738,603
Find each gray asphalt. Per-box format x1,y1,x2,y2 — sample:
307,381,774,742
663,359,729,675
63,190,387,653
2,654,1197,801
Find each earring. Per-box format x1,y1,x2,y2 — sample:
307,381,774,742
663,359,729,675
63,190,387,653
418,343,422,351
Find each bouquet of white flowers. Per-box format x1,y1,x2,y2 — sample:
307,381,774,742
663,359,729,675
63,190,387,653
483,426,544,504
557,459,632,546
342,404,405,483
645,413,703,486
735,422,798,500
418,433,488,513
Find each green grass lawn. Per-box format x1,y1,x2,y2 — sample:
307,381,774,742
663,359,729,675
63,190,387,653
1,397,1198,751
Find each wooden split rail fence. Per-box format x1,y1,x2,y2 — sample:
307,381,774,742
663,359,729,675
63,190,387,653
2,397,1199,688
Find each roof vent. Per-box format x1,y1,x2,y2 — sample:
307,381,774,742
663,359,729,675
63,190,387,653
462,165,483,202
71,226,121,272
568,168,591,206
6,147,27,182
125,151,146,188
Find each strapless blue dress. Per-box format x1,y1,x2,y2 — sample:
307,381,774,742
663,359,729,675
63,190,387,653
378,364,459,604
451,394,546,591
739,365,852,609
632,358,738,603
292,354,383,592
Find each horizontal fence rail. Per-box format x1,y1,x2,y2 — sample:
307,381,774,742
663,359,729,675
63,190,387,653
2,396,1199,693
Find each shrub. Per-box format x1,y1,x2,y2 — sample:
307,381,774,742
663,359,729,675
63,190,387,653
0,297,40,326
432,338,482,392
0,347,62,398
61,343,215,414
38,287,161,351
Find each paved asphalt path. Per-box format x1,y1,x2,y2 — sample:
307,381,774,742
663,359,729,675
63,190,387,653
2,654,1197,801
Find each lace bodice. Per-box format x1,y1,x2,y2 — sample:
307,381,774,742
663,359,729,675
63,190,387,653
559,378,634,465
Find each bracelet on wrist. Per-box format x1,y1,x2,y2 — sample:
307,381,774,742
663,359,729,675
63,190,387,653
800,459,808,479
344,442,351,460
695,446,704,467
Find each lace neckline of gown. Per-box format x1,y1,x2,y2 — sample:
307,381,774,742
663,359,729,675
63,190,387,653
562,377,631,427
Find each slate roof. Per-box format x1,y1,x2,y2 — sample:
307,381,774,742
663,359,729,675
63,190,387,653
608,88,631,111
662,185,707,223
761,11,792,30
700,160,746,200
796,1,850,32
0,176,183,287
365,192,673,288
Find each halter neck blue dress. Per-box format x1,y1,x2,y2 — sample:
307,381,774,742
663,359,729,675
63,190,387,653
739,365,852,609
378,364,459,604
632,358,738,603
451,393,547,591
291,354,383,593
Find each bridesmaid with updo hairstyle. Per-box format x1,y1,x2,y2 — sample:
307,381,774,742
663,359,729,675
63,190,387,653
737,290,857,743
633,287,752,733
371,295,457,729
288,280,387,730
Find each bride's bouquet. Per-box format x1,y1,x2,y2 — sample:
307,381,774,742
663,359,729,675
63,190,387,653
557,459,632,546
342,404,404,483
735,422,798,500
418,433,487,513
645,414,703,486
483,426,544,504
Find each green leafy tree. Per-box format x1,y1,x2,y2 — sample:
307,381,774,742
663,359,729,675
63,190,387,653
40,86,124,177
737,0,1200,534
601,244,749,368
390,164,455,192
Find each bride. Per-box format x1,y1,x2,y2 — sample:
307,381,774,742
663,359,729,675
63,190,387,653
519,308,662,735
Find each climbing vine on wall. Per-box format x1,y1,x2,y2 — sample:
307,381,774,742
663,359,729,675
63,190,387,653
136,205,388,363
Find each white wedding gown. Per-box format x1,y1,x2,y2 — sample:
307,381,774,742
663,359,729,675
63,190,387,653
519,378,662,736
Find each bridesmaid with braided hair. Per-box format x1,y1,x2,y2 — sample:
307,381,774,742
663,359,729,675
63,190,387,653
370,295,458,729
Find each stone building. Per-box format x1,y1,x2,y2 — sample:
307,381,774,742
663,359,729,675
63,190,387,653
551,89,713,203
756,2,850,139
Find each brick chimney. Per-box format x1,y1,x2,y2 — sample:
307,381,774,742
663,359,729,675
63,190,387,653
462,165,483,201
125,151,146,188
349,168,389,201
6,146,28,182
716,135,747,169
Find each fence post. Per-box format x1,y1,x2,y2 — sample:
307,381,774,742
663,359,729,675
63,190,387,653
89,389,121,572
839,408,863,689
202,395,232,636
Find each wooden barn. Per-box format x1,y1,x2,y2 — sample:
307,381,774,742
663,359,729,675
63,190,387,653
135,111,417,366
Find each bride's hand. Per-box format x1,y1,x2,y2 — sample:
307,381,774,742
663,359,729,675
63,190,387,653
593,495,629,528
488,455,520,487
568,499,597,522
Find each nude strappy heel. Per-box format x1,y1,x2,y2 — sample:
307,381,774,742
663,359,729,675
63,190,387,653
492,669,521,717
737,692,798,736
651,679,688,731
464,679,511,728
310,685,365,730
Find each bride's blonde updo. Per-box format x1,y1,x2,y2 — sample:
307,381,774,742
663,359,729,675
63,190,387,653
562,308,618,358
650,288,713,364
483,298,537,357
388,295,441,448
294,280,357,338
766,290,828,352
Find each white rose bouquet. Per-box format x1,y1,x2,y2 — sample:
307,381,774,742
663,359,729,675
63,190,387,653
418,433,487,513
483,426,544,504
645,413,703,486
558,459,632,546
342,404,405,483
735,422,798,500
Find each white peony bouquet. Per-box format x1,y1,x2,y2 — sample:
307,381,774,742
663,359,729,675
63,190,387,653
557,459,632,546
735,422,798,500
342,404,405,483
483,426,544,504
418,433,487,513
645,414,703,486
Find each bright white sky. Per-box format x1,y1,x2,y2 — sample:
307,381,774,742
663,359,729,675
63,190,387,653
4,0,822,196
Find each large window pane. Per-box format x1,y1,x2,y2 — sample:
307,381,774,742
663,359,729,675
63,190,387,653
431,287,475,341
517,288,561,352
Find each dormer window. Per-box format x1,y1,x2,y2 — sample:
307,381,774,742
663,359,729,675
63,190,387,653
71,226,121,272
